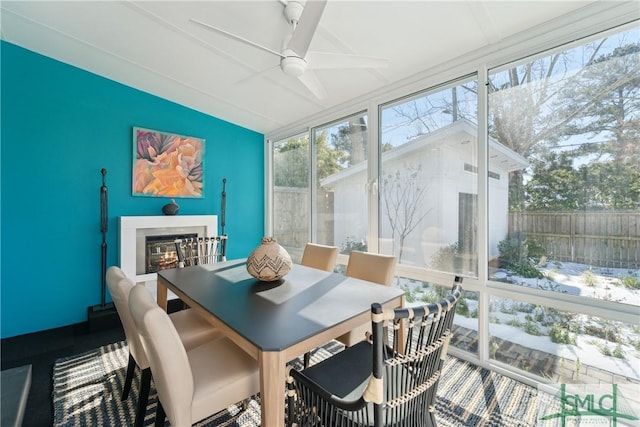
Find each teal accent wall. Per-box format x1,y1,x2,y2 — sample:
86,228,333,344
0,42,265,338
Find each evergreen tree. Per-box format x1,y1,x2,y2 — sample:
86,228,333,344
557,43,640,165
491,34,639,211
525,151,581,211
274,133,346,188
331,117,368,167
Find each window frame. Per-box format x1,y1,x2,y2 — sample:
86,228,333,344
265,8,639,384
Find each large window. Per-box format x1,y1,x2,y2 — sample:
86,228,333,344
402,278,480,356
489,297,640,384
487,27,640,308
314,112,369,252
268,18,639,384
379,79,479,276
483,25,640,384
273,113,370,260
377,79,480,356
273,132,311,260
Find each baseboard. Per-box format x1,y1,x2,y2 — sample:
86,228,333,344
87,303,120,333
86,299,187,333
1,300,190,360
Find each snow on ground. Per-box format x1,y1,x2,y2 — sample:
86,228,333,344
398,260,640,380
488,321,640,380
510,261,640,306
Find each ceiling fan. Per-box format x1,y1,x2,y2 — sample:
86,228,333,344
189,0,388,100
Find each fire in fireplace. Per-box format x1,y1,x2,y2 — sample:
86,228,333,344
145,233,197,273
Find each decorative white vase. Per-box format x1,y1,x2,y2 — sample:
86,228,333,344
246,237,292,282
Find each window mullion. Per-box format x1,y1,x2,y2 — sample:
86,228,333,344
310,129,317,242
368,101,380,254
477,66,490,364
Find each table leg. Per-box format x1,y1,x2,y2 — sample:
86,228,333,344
156,277,168,311
259,350,286,426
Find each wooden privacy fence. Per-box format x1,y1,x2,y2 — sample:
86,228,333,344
273,187,334,249
508,211,640,269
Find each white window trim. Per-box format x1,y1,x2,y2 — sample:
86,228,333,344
265,2,639,379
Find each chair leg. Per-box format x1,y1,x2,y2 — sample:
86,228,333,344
155,401,166,427
135,368,152,427
303,351,311,369
122,353,136,400
286,376,296,427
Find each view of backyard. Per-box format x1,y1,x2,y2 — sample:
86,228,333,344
272,23,639,386
399,260,640,383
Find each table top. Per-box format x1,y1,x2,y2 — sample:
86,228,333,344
158,259,404,351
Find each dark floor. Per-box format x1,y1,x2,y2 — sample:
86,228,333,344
1,300,195,426
1,320,125,426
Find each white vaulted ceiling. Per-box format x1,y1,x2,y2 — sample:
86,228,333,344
1,1,607,134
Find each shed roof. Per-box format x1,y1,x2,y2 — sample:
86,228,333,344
321,119,528,186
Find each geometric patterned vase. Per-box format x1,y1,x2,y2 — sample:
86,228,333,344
246,237,293,282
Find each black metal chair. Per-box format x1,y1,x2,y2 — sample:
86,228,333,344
287,276,463,427
174,235,227,267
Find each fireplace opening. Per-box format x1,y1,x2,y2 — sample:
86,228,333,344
145,233,197,273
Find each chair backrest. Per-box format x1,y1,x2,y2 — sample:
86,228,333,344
129,284,194,426
287,277,463,427
369,277,463,425
346,251,397,286
106,265,127,285
300,243,339,272
105,266,149,369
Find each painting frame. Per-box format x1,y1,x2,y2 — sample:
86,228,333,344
132,127,205,198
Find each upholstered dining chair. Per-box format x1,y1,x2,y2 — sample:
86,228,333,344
335,251,397,347
287,277,463,427
300,242,340,367
105,266,221,427
302,250,396,368
300,242,339,272
128,283,260,427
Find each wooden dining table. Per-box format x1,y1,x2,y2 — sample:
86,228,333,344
156,259,404,426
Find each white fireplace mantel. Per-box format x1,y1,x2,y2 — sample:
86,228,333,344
118,215,217,299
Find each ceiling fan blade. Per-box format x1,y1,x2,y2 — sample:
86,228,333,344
286,0,327,57
297,69,328,100
305,51,389,70
189,18,284,59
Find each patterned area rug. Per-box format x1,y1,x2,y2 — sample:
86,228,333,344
53,340,545,426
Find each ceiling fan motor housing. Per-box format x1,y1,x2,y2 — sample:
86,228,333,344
280,51,307,77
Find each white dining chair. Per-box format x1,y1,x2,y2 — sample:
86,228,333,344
106,266,221,427
335,251,397,347
300,242,339,272
300,243,340,367
128,283,260,426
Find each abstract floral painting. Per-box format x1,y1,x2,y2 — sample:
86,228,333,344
132,127,204,198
